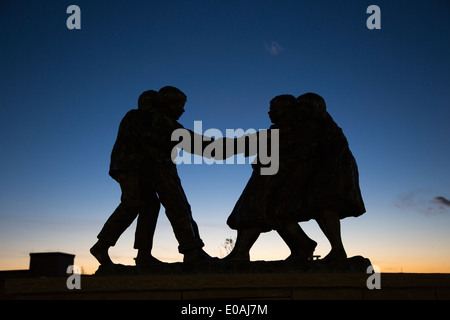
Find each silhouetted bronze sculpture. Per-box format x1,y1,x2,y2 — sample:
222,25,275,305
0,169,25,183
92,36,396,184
91,86,215,266
224,93,366,263
92,88,369,275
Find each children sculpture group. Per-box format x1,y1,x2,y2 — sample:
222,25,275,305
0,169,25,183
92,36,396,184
91,86,366,267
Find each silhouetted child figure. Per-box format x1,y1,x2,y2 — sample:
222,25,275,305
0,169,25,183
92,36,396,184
294,93,365,261
225,95,317,262
91,90,162,266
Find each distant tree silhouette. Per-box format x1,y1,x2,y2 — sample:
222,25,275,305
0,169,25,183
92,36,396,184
220,237,236,257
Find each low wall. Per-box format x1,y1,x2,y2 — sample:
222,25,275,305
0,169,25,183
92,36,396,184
3,272,450,300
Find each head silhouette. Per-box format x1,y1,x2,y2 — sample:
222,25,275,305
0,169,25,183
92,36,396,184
268,94,297,124
138,90,158,112
296,93,327,120
158,86,187,120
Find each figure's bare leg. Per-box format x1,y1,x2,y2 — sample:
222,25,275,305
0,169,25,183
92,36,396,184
134,193,162,266
223,227,261,262
317,210,347,261
90,240,114,266
277,221,317,262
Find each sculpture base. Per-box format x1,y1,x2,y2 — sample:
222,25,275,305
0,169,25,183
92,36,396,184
94,255,372,276
4,270,450,300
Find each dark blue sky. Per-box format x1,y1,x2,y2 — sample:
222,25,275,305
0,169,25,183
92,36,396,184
1,1,449,273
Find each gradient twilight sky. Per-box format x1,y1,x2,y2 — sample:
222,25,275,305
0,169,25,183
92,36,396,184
1,1,449,275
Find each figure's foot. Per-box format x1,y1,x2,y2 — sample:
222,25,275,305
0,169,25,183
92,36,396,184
135,252,163,267
183,248,216,264
321,248,347,263
221,250,250,262
285,240,317,263
90,241,114,266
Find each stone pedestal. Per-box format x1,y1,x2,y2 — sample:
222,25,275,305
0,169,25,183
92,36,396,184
3,256,450,300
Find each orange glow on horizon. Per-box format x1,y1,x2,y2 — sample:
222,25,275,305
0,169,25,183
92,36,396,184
2,250,449,276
